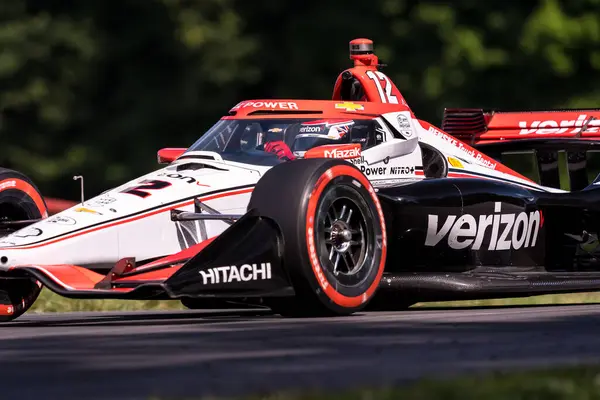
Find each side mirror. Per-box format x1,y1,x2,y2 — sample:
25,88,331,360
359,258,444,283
157,148,186,164
304,143,361,160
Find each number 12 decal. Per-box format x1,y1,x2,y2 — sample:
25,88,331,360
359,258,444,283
121,179,171,198
366,70,399,104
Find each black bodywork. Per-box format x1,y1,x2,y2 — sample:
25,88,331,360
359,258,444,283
156,172,600,307
373,176,600,302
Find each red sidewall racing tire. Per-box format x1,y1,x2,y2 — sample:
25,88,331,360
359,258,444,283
248,158,387,317
0,168,47,322
0,168,48,228
0,278,42,322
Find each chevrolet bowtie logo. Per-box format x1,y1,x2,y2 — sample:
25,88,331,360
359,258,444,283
335,102,364,112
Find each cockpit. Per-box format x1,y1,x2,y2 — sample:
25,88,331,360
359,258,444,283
185,118,386,165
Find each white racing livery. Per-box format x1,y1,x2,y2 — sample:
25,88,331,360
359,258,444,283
0,37,582,322
0,105,558,273
0,153,261,270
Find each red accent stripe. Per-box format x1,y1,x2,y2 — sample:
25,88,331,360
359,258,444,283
128,237,216,274
1,188,252,250
114,265,183,282
0,178,48,218
305,164,386,308
0,305,14,316
14,264,106,290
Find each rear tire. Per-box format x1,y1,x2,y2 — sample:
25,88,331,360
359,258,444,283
0,168,48,237
0,277,42,322
248,158,387,317
0,168,47,321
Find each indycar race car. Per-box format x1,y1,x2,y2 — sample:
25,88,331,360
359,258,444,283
2,38,600,321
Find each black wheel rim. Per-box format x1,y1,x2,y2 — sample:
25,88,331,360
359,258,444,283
0,190,43,237
315,183,374,288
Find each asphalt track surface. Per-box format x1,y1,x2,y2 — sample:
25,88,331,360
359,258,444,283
3,305,600,400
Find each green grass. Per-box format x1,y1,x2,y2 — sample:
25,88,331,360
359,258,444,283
28,288,600,313
414,292,600,308
30,288,185,313
154,365,600,399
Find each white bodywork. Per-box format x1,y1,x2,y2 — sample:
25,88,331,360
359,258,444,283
0,111,561,271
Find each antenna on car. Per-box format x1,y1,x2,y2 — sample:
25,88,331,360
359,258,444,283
73,175,85,205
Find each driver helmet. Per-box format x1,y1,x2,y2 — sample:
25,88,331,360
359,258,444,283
291,119,354,157
257,125,288,148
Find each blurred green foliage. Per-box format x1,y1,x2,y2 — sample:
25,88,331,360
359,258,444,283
1,0,600,198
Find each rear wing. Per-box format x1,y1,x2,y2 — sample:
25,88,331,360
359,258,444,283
440,108,600,191
441,108,600,143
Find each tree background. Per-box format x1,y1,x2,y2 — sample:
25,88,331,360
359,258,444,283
0,0,598,200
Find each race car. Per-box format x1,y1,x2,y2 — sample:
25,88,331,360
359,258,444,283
1,38,600,321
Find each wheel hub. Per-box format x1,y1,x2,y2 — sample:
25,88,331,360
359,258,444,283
320,200,368,277
329,221,353,253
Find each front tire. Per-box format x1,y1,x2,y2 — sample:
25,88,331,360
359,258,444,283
0,168,48,237
0,168,47,321
0,277,42,322
248,158,387,317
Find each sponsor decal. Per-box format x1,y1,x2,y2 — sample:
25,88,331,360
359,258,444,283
447,156,464,169
0,180,16,191
157,172,210,187
74,207,102,215
46,215,76,225
299,120,354,139
231,101,299,111
428,126,497,170
87,196,117,207
370,179,407,188
519,114,600,135
307,226,328,290
390,166,415,175
0,241,16,246
397,114,413,137
349,156,391,169
199,263,272,285
349,156,366,166
299,125,323,134
360,166,387,176
335,102,364,112
425,202,543,251
14,227,43,238
268,127,283,133
324,147,361,159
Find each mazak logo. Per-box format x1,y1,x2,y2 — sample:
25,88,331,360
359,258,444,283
324,148,361,159
199,263,272,284
425,202,543,251
519,114,600,135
